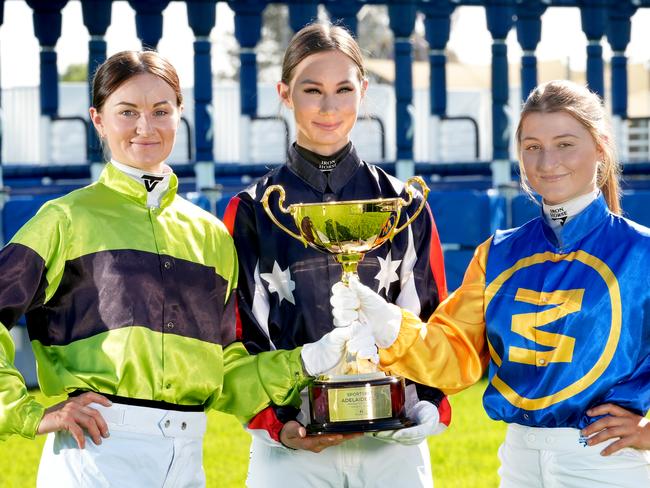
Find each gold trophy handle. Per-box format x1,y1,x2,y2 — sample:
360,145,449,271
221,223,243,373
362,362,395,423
261,185,307,245
394,176,430,236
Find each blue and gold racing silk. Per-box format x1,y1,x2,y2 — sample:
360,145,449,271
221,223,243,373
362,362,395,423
382,194,650,429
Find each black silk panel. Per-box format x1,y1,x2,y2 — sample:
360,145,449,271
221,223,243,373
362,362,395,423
26,249,232,346
0,243,48,329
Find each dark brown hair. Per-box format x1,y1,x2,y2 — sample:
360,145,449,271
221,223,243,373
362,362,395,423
91,50,183,112
516,80,621,214
281,22,366,85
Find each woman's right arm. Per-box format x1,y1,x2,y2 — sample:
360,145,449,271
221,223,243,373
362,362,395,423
223,193,357,451
0,204,66,439
0,204,110,446
336,239,493,395
380,240,491,393
223,195,299,443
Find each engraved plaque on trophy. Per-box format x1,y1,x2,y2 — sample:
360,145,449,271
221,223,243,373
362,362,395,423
261,177,429,434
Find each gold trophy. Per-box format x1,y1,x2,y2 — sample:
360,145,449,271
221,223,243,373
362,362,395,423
261,176,430,434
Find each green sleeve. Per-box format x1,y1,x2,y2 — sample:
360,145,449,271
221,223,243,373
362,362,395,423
0,326,44,440
208,343,310,423
0,202,69,440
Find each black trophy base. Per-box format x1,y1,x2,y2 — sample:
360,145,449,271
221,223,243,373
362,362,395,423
307,416,413,435
306,372,411,436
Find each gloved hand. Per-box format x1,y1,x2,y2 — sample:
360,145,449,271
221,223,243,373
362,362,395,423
301,322,378,376
346,322,380,365
330,277,402,348
372,401,444,445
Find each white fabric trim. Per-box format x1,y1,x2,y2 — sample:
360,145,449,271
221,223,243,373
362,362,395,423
252,260,275,350
396,226,421,316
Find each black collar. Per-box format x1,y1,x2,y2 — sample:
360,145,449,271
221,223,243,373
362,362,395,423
294,142,352,172
286,143,362,194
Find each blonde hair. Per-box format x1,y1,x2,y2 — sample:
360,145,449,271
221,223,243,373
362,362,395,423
515,80,621,214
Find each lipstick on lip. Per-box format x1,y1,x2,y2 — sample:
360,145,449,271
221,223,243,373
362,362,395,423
542,174,568,180
313,121,341,130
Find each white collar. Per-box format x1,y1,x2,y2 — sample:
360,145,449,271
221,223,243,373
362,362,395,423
543,188,600,230
110,159,172,208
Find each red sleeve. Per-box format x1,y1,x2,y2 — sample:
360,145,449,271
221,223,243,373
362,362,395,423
248,406,285,443
223,196,243,340
427,204,448,301
438,396,452,427
223,196,240,237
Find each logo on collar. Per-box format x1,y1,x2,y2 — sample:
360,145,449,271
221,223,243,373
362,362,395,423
319,159,337,172
549,207,568,226
141,174,164,192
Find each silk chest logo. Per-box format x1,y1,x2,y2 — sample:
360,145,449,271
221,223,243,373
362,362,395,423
485,250,622,410
142,174,164,192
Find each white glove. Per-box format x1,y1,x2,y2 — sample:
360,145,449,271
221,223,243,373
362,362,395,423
346,322,380,365
372,401,444,445
330,277,402,348
301,322,378,376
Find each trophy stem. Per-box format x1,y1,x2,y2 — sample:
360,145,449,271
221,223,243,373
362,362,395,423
335,254,362,284
341,270,355,284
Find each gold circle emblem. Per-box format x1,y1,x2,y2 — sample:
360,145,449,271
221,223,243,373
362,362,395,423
484,250,621,410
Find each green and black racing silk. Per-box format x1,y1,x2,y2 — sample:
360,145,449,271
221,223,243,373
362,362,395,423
0,163,307,440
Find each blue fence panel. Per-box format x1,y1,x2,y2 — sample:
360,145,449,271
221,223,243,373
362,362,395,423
622,191,650,227
443,249,475,292
511,193,541,227
183,192,211,212
2,193,67,243
428,189,506,290
428,189,506,246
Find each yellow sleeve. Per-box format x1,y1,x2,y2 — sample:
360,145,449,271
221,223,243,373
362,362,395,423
379,238,492,394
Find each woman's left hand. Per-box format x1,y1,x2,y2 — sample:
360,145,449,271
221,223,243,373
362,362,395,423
582,403,650,455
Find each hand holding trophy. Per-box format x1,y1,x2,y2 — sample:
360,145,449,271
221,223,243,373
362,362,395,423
261,176,430,434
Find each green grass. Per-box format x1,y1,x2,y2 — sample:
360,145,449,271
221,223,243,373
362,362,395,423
0,380,505,487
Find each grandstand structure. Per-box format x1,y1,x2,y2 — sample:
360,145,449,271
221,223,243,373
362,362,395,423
4,0,650,384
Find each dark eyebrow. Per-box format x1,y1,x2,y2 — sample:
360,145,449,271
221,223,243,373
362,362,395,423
114,100,172,108
299,79,354,86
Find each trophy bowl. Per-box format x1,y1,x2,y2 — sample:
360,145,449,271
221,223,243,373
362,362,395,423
261,176,429,434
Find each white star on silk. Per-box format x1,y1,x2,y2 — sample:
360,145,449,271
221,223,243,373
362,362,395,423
374,252,402,295
260,261,296,305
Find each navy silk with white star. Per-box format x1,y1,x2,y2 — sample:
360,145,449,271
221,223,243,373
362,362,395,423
225,146,448,424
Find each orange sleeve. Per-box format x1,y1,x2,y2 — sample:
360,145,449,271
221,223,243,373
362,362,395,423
379,238,492,394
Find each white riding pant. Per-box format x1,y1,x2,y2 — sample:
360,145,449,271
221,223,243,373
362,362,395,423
37,402,207,488
246,434,433,488
498,423,650,488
